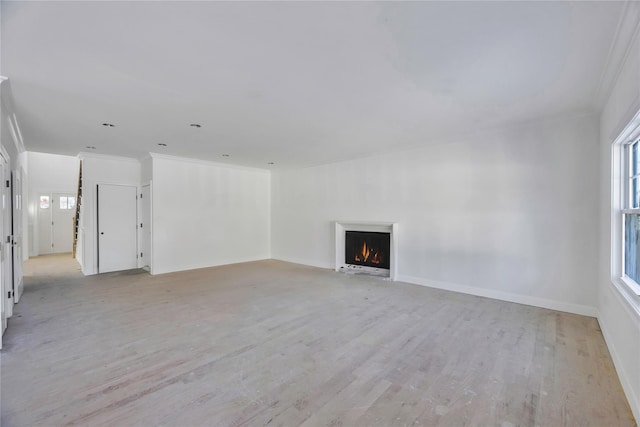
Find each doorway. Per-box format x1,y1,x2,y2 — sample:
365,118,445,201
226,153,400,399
97,184,137,273
139,183,151,270
37,193,76,255
12,170,24,302
0,152,8,337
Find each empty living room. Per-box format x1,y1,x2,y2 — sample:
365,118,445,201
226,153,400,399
1,1,640,426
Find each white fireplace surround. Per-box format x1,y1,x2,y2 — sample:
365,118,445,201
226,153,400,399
335,221,398,281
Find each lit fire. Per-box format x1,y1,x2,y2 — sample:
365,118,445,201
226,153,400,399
354,241,382,265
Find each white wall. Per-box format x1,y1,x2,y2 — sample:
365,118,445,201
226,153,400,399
598,3,640,421
151,154,270,275
272,113,599,316
140,155,152,184
25,151,79,256
77,153,140,275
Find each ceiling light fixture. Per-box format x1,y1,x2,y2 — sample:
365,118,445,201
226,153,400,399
190,123,201,128
102,123,115,127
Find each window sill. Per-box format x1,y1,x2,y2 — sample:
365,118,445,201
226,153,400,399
619,276,640,296
612,277,640,318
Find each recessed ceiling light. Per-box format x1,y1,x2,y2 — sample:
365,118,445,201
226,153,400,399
190,123,201,128
157,143,167,147
102,123,115,127
222,154,230,157
85,146,96,149
267,162,275,165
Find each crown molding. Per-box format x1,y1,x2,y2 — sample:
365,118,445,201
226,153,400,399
0,77,26,154
77,151,140,164
148,152,271,173
593,0,640,110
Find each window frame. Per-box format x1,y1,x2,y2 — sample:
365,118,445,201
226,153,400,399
614,111,640,304
621,140,640,290
58,196,76,210
39,195,50,209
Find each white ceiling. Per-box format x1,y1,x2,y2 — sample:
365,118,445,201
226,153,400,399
0,1,626,169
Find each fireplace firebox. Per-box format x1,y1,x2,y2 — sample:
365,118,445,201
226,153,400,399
345,231,390,270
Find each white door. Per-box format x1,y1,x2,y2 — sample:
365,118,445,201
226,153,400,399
52,193,75,253
0,157,6,342
98,184,137,273
12,170,23,302
37,194,52,254
139,184,151,270
2,156,12,319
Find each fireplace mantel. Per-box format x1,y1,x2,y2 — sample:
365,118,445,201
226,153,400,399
335,221,398,280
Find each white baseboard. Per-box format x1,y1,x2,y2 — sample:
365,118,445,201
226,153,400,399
269,258,596,317
598,312,640,423
271,256,333,270
397,274,597,317
151,255,270,275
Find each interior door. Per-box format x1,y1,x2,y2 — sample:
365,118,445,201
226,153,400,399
12,170,23,302
0,156,6,342
37,194,52,254
97,184,137,273
139,184,151,270
52,193,75,253
2,155,12,319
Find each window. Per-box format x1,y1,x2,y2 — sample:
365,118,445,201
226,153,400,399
39,195,49,209
59,196,76,210
615,109,640,301
623,140,640,284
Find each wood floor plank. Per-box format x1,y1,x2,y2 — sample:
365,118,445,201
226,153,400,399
0,254,635,426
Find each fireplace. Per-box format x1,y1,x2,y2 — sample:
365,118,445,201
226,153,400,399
345,231,390,269
335,221,398,280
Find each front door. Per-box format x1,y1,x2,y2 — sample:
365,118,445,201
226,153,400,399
52,193,75,253
97,184,137,273
37,194,52,254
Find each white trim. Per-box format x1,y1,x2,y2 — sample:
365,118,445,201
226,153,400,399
598,321,640,423
7,115,25,154
77,152,140,164
598,285,640,423
152,256,270,276
0,78,26,154
138,181,152,273
612,106,640,318
612,278,640,318
609,96,640,143
149,152,271,174
594,0,640,109
272,256,332,270
398,274,597,317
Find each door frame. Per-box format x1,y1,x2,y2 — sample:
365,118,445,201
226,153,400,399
34,188,77,256
12,169,24,303
96,183,138,274
0,149,7,345
51,192,76,254
138,181,152,273
0,147,12,325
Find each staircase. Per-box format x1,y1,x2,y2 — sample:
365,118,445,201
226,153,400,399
72,161,82,258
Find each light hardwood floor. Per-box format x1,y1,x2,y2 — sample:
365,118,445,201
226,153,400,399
1,254,635,426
